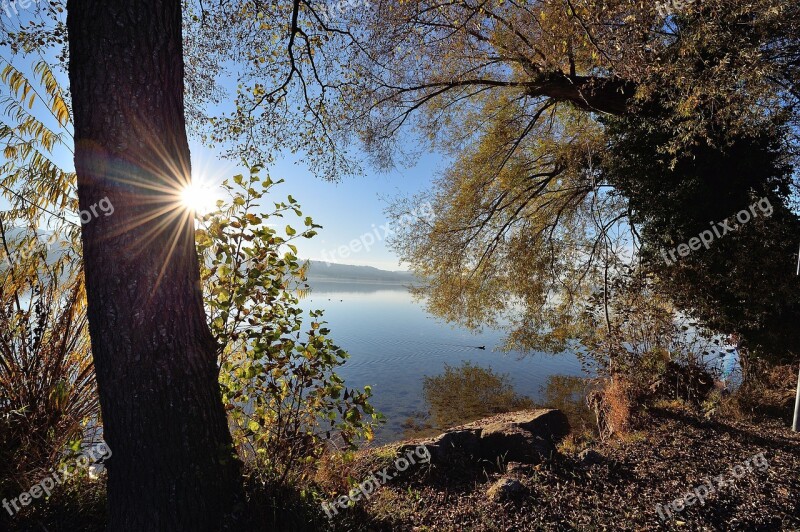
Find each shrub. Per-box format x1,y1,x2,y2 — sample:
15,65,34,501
712,360,797,422
587,377,635,439
578,269,721,435
196,169,379,486
2,473,106,532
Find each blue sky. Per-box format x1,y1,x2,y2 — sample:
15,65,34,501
0,34,447,271
190,140,445,271
7,126,445,271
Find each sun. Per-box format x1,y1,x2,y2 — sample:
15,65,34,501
180,178,218,215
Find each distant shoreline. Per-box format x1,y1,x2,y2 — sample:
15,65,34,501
305,260,420,285
305,277,419,287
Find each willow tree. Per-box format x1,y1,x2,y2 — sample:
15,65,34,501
295,0,800,363
203,0,800,361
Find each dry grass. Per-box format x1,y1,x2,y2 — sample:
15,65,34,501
0,228,98,496
588,376,636,440
604,377,634,435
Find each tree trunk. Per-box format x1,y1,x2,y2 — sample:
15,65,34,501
526,73,636,115
66,1,244,530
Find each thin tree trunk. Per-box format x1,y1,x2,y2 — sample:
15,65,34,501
66,1,244,529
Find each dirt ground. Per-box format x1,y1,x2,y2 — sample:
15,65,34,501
325,408,800,531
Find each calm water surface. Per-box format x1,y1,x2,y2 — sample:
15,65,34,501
302,281,586,442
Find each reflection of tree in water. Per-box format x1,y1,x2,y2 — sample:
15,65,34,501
403,365,598,440
538,375,598,436
402,362,534,438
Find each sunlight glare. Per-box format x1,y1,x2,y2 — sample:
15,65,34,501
180,178,218,215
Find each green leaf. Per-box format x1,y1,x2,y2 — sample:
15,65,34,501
197,172,379,478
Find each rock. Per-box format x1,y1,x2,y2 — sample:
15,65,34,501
480,424,555,464
397,440,438,462
578,449,603,467
456,409,571,442
397,428,481,464
397,409,570,466
434,428,481,459
486,477,526,502
513,409,571,442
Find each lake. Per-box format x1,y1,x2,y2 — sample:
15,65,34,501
303,280,588,443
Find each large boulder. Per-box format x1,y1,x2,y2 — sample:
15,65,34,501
479,424,555,463
398,428,481,463
397,409,570,466
511,409,572,441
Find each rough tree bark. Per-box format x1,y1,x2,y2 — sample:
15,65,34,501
526,74,636,115
66,1,244,530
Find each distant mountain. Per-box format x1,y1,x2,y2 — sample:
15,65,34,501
306,261,419,284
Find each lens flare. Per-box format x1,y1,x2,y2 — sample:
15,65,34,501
180,179,218,215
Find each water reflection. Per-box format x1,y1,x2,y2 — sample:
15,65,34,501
301,281,587,442
538,374,598,436
400,364,600,441
402,362,535,438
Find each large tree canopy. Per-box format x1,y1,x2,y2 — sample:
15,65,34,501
320,0,800,362
600,106,800,363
